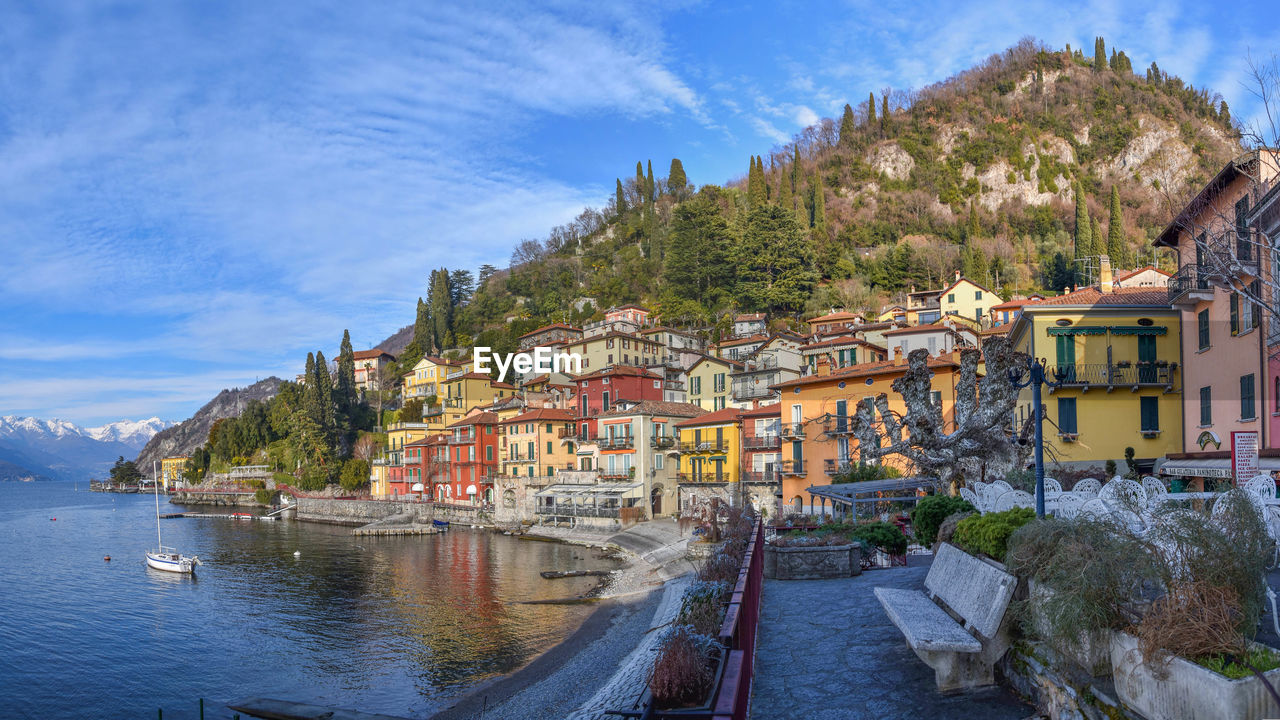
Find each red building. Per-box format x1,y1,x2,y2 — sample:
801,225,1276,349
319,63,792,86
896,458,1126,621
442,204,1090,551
575,365,666,440
740,404,783,514
444,410,500,505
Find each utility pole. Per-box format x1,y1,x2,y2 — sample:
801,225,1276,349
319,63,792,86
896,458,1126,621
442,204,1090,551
1008,357,1066,518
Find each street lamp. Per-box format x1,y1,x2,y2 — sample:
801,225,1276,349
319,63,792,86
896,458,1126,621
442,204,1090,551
1007,357,1067,518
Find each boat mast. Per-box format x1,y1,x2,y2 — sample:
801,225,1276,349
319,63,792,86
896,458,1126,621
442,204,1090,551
153,460,162,551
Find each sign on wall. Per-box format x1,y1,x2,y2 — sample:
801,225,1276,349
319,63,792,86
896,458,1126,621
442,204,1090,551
1232,431,1260,483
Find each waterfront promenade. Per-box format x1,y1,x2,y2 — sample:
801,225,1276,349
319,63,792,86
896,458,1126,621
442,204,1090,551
750,555,1032,720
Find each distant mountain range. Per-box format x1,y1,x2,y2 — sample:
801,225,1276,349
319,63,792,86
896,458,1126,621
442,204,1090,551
0,415,174,482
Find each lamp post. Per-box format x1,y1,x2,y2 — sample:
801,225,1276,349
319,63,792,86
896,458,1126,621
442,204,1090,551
1008,357,1066,518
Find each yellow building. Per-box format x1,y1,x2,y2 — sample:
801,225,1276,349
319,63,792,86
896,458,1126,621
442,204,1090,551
772,354,964,514
501,408,577,477
403,355,466,404
938,276,1002,324
433,371,514,430
561,331,664,373
1008,277,1183,475
674,406,743,511
686,355,741,411
371,421,431,497
160,455,189,490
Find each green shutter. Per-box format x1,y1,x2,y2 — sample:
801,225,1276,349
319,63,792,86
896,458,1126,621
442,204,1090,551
1057,398,1077,434
1140,397,1158,431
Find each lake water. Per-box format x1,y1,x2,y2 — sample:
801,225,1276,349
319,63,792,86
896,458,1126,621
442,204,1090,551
0,481,614,719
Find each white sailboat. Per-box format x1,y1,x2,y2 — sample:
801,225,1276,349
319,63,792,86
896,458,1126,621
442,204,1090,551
145,461,200,574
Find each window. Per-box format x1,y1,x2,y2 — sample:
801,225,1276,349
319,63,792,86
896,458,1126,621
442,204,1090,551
546,441,552,454
1057,398,1077,435
602,391,610,412
931,391,942,409
1242,374,1257,420
975,290,983,300
653,380,661,389
655,454,664,470
714,373,725,393
947,293,956,304
1200,387,1212,426
1140,397,1159,432
714,396,725,410
486,446,493,461
691,376,701,395
1236,195,1252,262
928,337,937,355
1197,309,1210,350
546,423,552,433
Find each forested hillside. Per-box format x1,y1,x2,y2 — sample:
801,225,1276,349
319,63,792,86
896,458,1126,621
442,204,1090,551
386,37,1239,372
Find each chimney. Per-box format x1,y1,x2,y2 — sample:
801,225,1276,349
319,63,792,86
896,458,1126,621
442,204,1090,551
893,346,905,365
954,270,961,282
1099,255,1113,293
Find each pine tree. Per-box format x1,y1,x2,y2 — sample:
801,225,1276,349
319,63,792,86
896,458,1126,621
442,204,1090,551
427,268,454,351
881,93,890,134
615,178,627,215
668,158,687,193
747,156,767,209
966,199,981,243
1107,186,1127,266
1109,48,1118,71
867,92,877,128
1094,37,1106,72
778,166,793,210
646,159,656,204
791,146,802,191
839,103,856,148
1074,183,1092,258
1091,216,1103,265
1220,100,1231,126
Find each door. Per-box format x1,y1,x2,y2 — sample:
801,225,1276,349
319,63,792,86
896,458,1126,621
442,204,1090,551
834,400,847,433
1055,334,1076,382
1137,335,1157,383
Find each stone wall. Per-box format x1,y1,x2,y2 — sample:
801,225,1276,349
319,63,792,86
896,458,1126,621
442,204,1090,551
764,544,861,580
169,491,259,507
293,496,490,526
998,641,1143,720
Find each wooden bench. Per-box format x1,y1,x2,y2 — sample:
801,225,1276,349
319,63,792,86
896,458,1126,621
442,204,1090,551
873,543,1017,691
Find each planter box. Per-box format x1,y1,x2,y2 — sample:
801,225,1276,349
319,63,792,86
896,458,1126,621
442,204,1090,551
1027,579,1112,676
1111,631,1280,720
763,544,860,580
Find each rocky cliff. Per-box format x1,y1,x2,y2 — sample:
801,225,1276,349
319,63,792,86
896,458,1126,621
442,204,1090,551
135,377,283,467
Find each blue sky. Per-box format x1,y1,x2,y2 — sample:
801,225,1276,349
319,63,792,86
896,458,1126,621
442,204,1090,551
2,0,1278,426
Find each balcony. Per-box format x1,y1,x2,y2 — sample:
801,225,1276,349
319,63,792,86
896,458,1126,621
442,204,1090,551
741,470,778,484
557,427,576,439
732,374,781,400
1050,362,1178,391
679,440,728,453
743,435,781,449
1168,264,1215,306
677,472,730,483
447,430,476,444
779,459,805,476
650,435,677,449
824,458,856,476
506,451,536,463
780,423,805,440
822,416,852,436
598,470,632,480
600,436,635,450
443,397,466,409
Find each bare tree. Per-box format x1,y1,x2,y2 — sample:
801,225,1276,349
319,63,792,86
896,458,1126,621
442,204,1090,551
849,337,1031,489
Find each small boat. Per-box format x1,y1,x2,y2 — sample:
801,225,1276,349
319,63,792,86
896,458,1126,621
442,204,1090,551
432,519,450,528
146,462,200,574
231,512,254,520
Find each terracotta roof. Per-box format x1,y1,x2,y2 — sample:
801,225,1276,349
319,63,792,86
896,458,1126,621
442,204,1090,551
353,349,394,360
738,404,781,418
422,355,461,366
1026,286,1171,307
448,372,497,382
674,406,742,427
716,333,769,347
523,374,550,385
979,324,1014,336
938,275,999,300
688,354,744,371
518,323,582,340
609,304,651,312
773,356,961,390
802,335,883,351
503,407,575,424
599,400,707,419
735,313,766,321
447,411,499,428
1115,265,1172,281
990,299,1031,311
574,364,662,381
807,311,863,323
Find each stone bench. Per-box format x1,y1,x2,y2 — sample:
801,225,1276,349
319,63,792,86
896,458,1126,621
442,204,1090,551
874,543,1017,691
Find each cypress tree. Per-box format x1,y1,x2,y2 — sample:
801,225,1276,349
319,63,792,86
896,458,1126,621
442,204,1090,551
778,167,793,210
1107,186,1127,266
967,200,981,243
1093,37,1106,72
1220,100,1231,126
881,93,890,134
615,178,627,215
427,268,454,351
810,171,828,241
668,159,687,193
747,156,766,209
337,329,357,410
1074,183,1092,258
412,297,432,353
314,351,335,443
635,161,644,199
646,160,656,203
791,146,802,191
839,103,856,148
867,92,877,128
1091,216,1103,264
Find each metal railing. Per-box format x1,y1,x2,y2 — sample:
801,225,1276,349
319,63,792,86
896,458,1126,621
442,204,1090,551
600,436,635,449
537,504,621,518
780,423,805,440
732,379,778,399
677,472,731,483
743,435,781,449
822,417,852,435
1168,264,1213,304
650,435,677,449
779,459,805,475
824,458,856,476
679,440,729,453
1051,362,1178,387
447,431,476,444
741,470,778,484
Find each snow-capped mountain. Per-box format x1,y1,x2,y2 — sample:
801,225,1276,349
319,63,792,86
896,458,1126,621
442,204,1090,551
86,417,174,449
0,415,173,482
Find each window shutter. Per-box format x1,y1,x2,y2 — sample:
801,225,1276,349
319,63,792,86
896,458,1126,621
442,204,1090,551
1230,294,1239,335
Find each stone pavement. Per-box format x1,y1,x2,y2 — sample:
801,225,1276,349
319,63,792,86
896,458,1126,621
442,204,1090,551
750,556,1033,720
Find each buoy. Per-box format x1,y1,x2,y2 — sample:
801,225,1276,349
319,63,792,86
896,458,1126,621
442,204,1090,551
50,518,56,521
293,551,301,557
103,556,111,561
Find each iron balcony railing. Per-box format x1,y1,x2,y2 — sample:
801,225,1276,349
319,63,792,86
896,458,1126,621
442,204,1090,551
741,470,778,484
779,459,805,476
743,435,781,449
733,377,779,399
505,451,536,462
600,436,635,449
822,417,852,436
447,430,476,444
1168,264,1213,305
537,504,621,518
597,470,632,480
824,459,856,476
1051,362,1178,387
650,435,677,449
679,440,729,453
677,472,730,483
780,423,805,440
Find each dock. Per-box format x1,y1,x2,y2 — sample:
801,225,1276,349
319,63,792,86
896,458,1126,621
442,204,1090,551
349,510,441,536
161,512,278,522
229,697,411,720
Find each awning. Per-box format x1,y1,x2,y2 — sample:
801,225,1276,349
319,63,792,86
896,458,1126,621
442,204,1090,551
1109,326,1167,335
1046,326,1108,336
534,482,644,499
1045,325,1166,336
1156,457,1280,479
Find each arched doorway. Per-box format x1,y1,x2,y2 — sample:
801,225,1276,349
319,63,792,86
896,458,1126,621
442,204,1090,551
650,484,664,516
791,495,803,514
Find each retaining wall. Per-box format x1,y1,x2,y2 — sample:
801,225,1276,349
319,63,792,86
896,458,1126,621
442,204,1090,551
293,496,490,526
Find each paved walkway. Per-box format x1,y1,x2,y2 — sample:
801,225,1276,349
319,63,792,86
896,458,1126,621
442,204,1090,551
751,556,1033,720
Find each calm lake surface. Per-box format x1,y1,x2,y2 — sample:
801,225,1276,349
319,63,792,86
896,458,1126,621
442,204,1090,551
0,481,614,719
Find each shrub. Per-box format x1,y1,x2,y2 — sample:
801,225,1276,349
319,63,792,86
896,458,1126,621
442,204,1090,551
254,488,277,505
935,510,973,547
833,462,902,484
649,626,719,708
849,522,908,556
339,458,371,492
678,581,729,637
911,495,975,547
951,508,1035,562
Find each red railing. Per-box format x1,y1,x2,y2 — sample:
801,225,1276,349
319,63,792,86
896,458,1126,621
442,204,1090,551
710,520,764,720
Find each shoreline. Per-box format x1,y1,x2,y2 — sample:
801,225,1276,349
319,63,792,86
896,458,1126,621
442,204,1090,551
429,522,693,720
